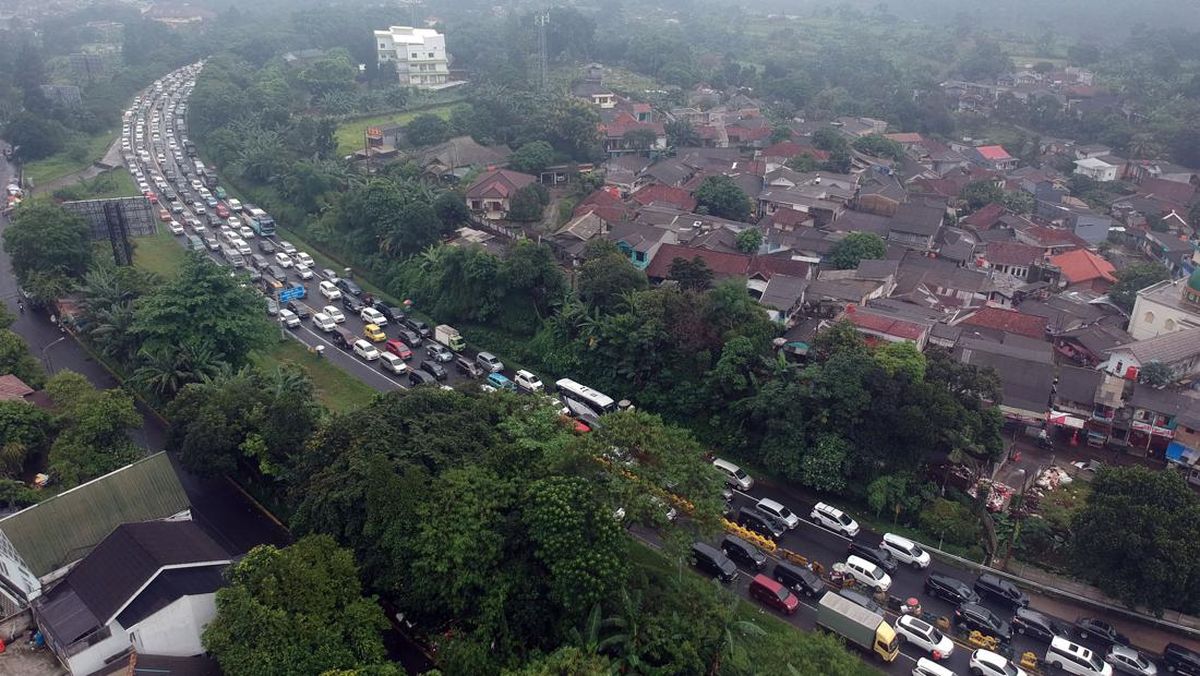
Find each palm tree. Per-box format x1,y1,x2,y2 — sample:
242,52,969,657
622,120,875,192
86,300,138,363
130,342,225,400
708,596,766,675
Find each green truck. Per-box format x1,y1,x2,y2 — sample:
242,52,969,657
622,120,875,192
815,593,899,662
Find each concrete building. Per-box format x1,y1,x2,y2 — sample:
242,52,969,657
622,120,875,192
1128,272,1200,340
374,26,449,88
1074,157,1119,182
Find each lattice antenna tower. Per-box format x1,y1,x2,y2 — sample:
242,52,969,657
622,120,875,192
535,10,550,90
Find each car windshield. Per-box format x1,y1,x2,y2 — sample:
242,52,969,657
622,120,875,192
776,506,794,519
734,468,748,479
868,567,884,580
838,513,852,526
1002,663,1019,676
909,543,925,557
774,587,790,602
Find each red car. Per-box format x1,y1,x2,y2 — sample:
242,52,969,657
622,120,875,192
143,191,157,204
384,339,413,360
749,574,799,615
215,203,230,218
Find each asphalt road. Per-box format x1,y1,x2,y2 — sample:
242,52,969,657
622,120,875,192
1,138,288,558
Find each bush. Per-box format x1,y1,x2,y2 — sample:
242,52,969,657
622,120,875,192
919,498,980,547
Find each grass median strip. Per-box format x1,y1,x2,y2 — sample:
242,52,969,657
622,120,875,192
255,339,377,413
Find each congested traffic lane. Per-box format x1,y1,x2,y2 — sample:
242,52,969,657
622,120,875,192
127,64,491,396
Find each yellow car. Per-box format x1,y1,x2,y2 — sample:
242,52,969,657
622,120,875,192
363,323,387,343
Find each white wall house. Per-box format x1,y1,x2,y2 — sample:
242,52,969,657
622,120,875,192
34,521,230,675
1129,275,1200,340
374,26,449,88
1074,157,1118,182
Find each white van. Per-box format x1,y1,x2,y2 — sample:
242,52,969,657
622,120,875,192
312,313,336,333
712,458,753,491
911,658,956,676
844,555,892,592
1045,637,1112,676
881,533,932,569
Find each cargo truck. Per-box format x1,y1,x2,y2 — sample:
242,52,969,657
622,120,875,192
245,206,276,237
815,593,899,662
434,325,465,352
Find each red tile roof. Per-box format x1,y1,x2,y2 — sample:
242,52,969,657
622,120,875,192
962,203,1007,229
0,375,34,402
631,184,698,211
769,208,811,228
1049,248,1117,285
844,307,927,341
466,169,537,199
1137,178,1196,209
645,243,809,280
961,306,1048,339
574,189,632,223
600,111,665,139
884,133,924,144
976,145,1013,161
761,142,830,161
984,241,1043,267
1020,225,1089,249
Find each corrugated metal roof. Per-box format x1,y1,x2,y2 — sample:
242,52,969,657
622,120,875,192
0,452,189,577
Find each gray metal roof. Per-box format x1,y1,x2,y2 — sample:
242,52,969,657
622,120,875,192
1107,327,1200,366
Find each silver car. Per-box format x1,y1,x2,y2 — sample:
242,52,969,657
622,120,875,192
1106,646,1157,676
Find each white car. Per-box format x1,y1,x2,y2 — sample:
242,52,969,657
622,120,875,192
844,555,891,592
360,307,387,326
312,312,336,332
278,309,300,328
881,533,931,569
294,264,313,280
811,502,860,538
295,251,314,267
894,615,954,659
970,649,1027,676
323,306,345,323
239,225,255,239
754,498,800,529
275,253,294,268
380,352,408,374
278,240,296,254
167,220,185,235
514,370,544,393
319,280,342,300
353,339,379,361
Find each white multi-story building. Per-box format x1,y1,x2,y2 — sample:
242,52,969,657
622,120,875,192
374,26,449,88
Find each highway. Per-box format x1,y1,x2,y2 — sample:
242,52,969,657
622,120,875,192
130,63,1196,676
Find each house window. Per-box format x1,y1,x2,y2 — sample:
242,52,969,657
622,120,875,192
1143,311,1155,325
412,53,419,59
634,251,645,262
1165,319,1177,331
428,52,435,58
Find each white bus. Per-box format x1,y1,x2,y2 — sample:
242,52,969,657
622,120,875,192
555,378,617,424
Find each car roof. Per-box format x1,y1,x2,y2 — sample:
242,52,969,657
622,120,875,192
757,497,784,509
846,555,876,569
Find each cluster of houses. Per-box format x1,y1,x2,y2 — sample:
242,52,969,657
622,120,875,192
443,66,1200,484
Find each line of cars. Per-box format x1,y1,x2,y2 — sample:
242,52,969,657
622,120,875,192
702,457,1196,676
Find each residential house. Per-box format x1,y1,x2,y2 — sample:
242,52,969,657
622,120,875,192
887,202,945,250
833,117,888,137
961,203,1009,232
553,211,610,261
1167,403,1200,486
1127,160,1197,186
759,274,809,324
1054,323,1134,367
572,80,617,108
1052,365,1103,422
1014,224,1089,255
643,243,811,298
465,169,537,220
608,221,678,270
1128,273,1200,340
893,253,990,309
1036,203,1114,245
853,171,907,217
1125,385,1193,456
602,155,654,195
631,184,697,212
34,521,231,675
573,188,632,223
411,136,511,182
1102,327,1200,382
1048,248,1117,292
843,305,932,349
968,145,1019,172
0,452,190,613
600,109,667,156
1138,230,1196,276
639,158,695,188
954,305,1049,340
1074,156,1119,182
1074,144,1113,160
981,241,1043,280
955,338,1055,423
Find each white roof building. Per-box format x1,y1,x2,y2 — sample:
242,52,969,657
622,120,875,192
374,26,451,89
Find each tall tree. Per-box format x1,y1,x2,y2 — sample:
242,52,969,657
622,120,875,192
1109,263,1170,313
3,202,93,285
203,536,396,675
694,175,751,221
828,232,886,269
44,371,141,487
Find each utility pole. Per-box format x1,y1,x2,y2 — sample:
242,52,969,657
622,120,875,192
534,11,550,91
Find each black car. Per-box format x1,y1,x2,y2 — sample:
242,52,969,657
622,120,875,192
954,602,1012,642
846,542,898,574
720,535,766,571
419,360,447,381
373,302,406,323
772,561,822,598
974,573,1029,609
925,572,980,606
268,265,288,282
1164,643,1200,676
335,278,363,297
1075,617,1129,647
341,294,366,314
405,317,432,338
408,370,436,387
286,301,312,320
397,328,422,347
258,239,276,254
691,542,737,583
1011,607,1068,643
736,507,785,540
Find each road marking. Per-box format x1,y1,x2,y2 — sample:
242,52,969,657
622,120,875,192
294,325,409,389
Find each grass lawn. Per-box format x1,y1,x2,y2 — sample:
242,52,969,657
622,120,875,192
255,339,378,413
51,168,140,201
333,104,456,156
23,129,118,186
132,225,190,279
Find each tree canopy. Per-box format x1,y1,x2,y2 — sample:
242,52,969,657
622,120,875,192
828,232,886,269
1109,263,1170,313
694,175,752,221
3,202,92,287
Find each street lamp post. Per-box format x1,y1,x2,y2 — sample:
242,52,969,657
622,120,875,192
40,335,68,374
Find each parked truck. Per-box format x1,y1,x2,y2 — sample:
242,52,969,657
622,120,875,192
434,325,465,352
815,593,898,662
